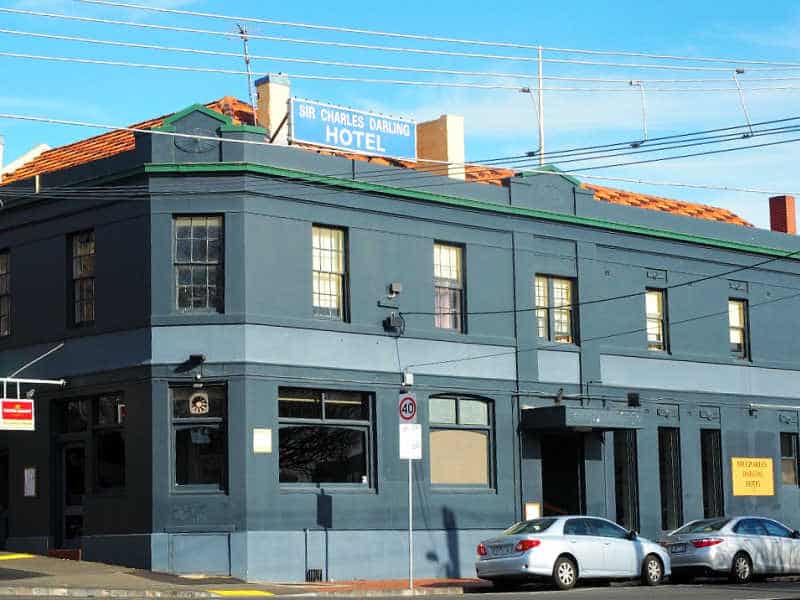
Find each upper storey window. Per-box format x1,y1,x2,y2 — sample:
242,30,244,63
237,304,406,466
174,216,224,313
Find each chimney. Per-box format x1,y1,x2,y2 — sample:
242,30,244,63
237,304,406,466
255,74,290,145
416,114,465,180
769,195,796,234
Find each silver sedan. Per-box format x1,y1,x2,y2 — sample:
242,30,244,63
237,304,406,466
475,516,670,590
659,516,800,583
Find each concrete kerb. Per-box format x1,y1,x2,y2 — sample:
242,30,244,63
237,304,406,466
283,587,465,597
0,588,217,598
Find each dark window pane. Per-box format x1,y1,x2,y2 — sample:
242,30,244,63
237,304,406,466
279,426,367,484
60,400,89,433
96,430,125,489
589,519,628,539
96,395,125,426
64,446,85,506
762,519,793,538
563,518,592,536
781,433,796,458
173,387,226,419
175,425,225,487
324,391,369,421
279,389,323,419
176,239,191,262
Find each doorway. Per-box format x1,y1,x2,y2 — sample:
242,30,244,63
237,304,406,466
614,430,640,532
61,444,86,549
0,452,8,549
541,433,585,516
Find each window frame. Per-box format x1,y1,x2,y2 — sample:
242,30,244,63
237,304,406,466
645,288,669,352
277,387,375,490
728,298,750,360
534,275,578,345
311,224,349,322
70,229,96,327
428,395,494,489
0,249,9,337
780,432,799,487
433,242,466,333
173,214,225,314
170,384,228,494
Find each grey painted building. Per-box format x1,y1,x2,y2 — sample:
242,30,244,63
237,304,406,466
0,91,799,582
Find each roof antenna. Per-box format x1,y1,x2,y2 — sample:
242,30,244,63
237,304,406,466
520,46,546,164
629,80,648,148
732,68,753,138
237,24,258,127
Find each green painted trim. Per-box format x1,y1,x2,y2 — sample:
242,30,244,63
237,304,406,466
220,124,268,135
143,162,798,260
155,104,232,133
517,165,582,187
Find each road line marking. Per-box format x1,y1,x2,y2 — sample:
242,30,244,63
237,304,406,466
207,591,274,597
0,554,34,561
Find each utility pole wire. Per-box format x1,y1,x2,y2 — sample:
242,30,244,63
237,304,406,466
237,24,258,126
6,7,800,72
73,0,800,69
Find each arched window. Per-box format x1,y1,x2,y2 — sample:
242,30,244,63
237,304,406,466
428,395,493,487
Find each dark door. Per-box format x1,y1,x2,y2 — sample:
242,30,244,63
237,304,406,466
700,429,724,518
61,444,86,549
541,433,585,516
614,430,640,532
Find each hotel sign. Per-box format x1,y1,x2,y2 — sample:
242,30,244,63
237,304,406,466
290,98,417,160
731,457,774,496
0,398,35,431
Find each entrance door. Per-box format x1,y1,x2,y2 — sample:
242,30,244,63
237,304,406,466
61,444,86,549
541,433,585,516
0,452,8,549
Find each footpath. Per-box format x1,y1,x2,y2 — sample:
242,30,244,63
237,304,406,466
0,552,486,597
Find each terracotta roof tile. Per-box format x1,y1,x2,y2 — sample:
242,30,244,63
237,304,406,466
581,183,752,227
1,97,751,228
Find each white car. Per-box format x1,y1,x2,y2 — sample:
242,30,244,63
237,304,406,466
475,516,670,590
659,516,800,583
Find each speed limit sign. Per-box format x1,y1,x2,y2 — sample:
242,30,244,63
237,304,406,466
398,392,417,423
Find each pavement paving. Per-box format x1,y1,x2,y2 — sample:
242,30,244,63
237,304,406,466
0,552,799,599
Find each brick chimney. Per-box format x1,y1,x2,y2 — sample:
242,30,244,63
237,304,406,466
417,114,465,180
769,195,796,234
255,73,290,145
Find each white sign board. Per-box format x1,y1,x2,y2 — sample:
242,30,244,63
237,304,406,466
23,467,36,498
398,392,417,423
0,398,34,431
252,428,272,454
399,423,422,460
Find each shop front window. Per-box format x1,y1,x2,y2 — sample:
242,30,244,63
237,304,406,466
172,386,227,490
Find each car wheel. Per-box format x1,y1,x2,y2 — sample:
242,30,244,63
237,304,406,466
730,552,753,584
553,556,578,590
641,554,664,586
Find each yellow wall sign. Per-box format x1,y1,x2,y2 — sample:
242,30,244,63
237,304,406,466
731,457,775,496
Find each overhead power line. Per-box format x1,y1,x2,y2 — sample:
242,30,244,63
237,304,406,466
74,0,800,70
11,28,800,85
9,50,800,92
4,112,800,198
6,7,800,73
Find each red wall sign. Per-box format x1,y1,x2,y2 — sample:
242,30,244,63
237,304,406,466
0,399,35,431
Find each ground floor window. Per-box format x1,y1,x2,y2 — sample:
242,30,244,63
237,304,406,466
278,388,373,486
658,427,683,531
781,432,799,486
429,395,493,487
172,386,227,490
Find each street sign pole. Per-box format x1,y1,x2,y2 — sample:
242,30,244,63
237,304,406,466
398,391,420,591
408,455,413,591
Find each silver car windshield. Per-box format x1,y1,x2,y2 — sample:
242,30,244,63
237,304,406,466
502,518,557,535
673,518,730,534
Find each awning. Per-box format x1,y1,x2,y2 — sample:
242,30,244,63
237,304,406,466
521,405,642,431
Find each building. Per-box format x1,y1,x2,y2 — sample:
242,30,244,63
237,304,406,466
0,76,799,581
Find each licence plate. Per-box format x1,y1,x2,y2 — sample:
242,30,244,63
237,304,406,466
670,543,687,554
490,544,514,556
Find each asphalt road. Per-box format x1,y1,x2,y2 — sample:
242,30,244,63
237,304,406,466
458,579,800,600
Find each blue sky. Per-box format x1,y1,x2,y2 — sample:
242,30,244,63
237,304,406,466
2,0,800,227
